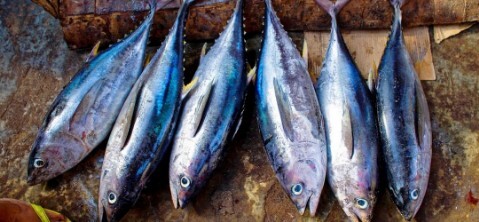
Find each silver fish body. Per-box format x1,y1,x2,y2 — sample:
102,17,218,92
169,0,246,209
255,0,327,216
314,1,379,221
98,1,195,221
27,3,155,185
376,0,432,220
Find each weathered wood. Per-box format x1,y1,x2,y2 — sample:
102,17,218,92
433,23,475,43
304,27,436,81
33,0,479,49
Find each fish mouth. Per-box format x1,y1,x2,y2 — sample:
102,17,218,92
26,174,39,186
295,193,318,216
400,209,414,221
98,200,108,222
170,184,182,209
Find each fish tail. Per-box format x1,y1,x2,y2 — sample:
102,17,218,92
391,0,408,8
153,0,176,11
313,0,351,17
236,0,244,15
183,0,197,5
264,0,273,9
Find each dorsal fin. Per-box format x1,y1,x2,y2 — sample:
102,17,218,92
273,78,294,141
85,41,101,63
182,76,199,100
199,43,208,63
368,61,378,94
302,39,309,70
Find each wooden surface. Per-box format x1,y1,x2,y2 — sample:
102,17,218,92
32,0,479,49
305,27,436,81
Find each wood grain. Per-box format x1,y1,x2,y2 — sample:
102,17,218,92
31,0,479,49
304,27,436,81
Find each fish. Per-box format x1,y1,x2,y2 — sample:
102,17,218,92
168,0,247,209
376,0,432,220
98,0,196,221
313,0,379,221
26,0,169,185
255,0,327,216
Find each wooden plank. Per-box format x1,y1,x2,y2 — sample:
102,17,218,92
31,0,479,48
433,23,475,43
304,27,436,81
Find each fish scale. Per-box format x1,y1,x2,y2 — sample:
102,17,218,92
26,0,157,186
376,0,432,220
255,0,327,216
98,0,196,221
169,0,247,209
313,1,379,221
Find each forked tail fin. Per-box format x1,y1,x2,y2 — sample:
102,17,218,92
391,0,409,8
314,0,351,16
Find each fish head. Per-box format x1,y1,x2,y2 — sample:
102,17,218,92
391,184,426,221
332,168,377,222
280,159,323,216
27,132,88,185
98,165,136,222
336,187,376,222
169,140,211,209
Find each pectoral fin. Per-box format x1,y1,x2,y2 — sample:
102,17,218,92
69,80,104,129
342,102,354,159
273,78,294,141
414,82,431,150
109,80,146,151
193,81,215,136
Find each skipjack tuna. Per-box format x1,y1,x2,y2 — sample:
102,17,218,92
27,0,161,185
255,0,327,215
98,0,195,221
376,0,432,220
169,0,250,209
314,0,379,221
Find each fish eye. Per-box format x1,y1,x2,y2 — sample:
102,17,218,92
355,198,369,209
33,158,45,168
411,189,420,200
108,191,117,204
291,183,303,196
180,176,191,189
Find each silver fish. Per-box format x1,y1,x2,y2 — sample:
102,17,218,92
98,0,195,221
169,0,247,209
313,0,379,221
26,1,159,185
376,0,432,220
255,0,327,216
